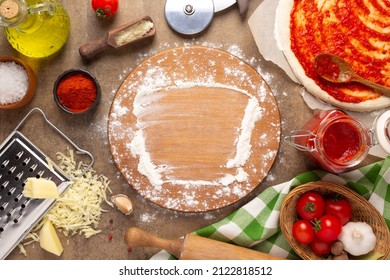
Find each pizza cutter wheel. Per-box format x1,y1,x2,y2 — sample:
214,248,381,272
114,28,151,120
164,0,248,36
165,0,214,35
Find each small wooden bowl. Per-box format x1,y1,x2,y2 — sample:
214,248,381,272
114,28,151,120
0,56,37,109
280,181,390,260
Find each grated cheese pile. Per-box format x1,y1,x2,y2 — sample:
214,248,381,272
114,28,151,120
18,149,113,255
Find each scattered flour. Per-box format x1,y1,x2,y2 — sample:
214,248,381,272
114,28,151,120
226,98,263,169
139,212,156,223
129,130,164,189
126,82,262,191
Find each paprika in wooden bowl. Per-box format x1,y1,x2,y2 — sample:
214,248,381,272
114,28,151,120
53,69,101,114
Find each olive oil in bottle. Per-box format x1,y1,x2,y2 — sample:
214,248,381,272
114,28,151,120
0,0,70,58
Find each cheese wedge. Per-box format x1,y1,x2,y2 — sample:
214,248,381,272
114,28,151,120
39,220,63,256
23,177,59,199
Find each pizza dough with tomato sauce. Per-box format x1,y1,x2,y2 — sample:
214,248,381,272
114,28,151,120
275,0,390,112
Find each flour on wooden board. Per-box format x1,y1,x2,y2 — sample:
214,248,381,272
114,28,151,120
128,83,263,190
109,46,280,210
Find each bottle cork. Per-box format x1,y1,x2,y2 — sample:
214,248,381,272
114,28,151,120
0,0,19,19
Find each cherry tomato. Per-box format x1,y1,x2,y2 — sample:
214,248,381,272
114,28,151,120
292,220,316,244
92,0,118,18
314,214,342,242
296,191,325,221
310,237,332,255
325,196,352,225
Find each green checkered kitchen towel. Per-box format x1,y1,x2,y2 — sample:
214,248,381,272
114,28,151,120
151,156,390,260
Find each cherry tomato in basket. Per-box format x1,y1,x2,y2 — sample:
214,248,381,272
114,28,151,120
314,214,342,242
325,196,352,225
296,191,325,221
310,237,332,255
91,0,118,18
292,220,316,244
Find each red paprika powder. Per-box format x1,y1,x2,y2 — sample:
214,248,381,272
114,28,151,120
56,72,97,113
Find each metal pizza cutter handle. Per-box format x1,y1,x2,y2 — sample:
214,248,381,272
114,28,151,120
214,0,248,16
237,0,249,17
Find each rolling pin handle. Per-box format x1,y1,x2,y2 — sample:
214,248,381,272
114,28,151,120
124,227,183,258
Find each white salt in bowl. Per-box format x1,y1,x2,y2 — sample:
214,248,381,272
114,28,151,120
0,56,37,109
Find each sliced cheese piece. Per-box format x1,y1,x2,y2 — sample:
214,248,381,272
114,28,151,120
39,220,63,256
23,177,59,199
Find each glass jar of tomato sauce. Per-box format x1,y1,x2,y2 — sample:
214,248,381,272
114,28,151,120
285,109,372,173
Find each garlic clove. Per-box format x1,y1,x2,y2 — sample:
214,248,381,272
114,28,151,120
111,194,133,215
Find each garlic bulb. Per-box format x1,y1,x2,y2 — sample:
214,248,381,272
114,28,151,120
338,222,376,256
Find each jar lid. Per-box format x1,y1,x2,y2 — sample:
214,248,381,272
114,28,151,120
374,110,390,154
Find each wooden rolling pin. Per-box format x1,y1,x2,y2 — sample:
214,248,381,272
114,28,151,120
124,227,284,260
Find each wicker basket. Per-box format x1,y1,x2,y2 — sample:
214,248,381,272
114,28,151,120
280,181,390,260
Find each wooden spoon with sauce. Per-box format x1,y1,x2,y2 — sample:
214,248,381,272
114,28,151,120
314,53,390,97
79,16,155,60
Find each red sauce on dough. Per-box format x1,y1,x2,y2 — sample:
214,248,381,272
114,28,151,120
322,122,361,163
290,0,390,103
315,55,341,81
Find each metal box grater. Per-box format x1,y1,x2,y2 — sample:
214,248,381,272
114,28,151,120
0,108,94,259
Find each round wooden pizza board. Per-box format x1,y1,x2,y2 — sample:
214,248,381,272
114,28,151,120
108,46,281,212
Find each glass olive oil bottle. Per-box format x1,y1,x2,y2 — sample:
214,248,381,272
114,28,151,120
0,0,70,58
